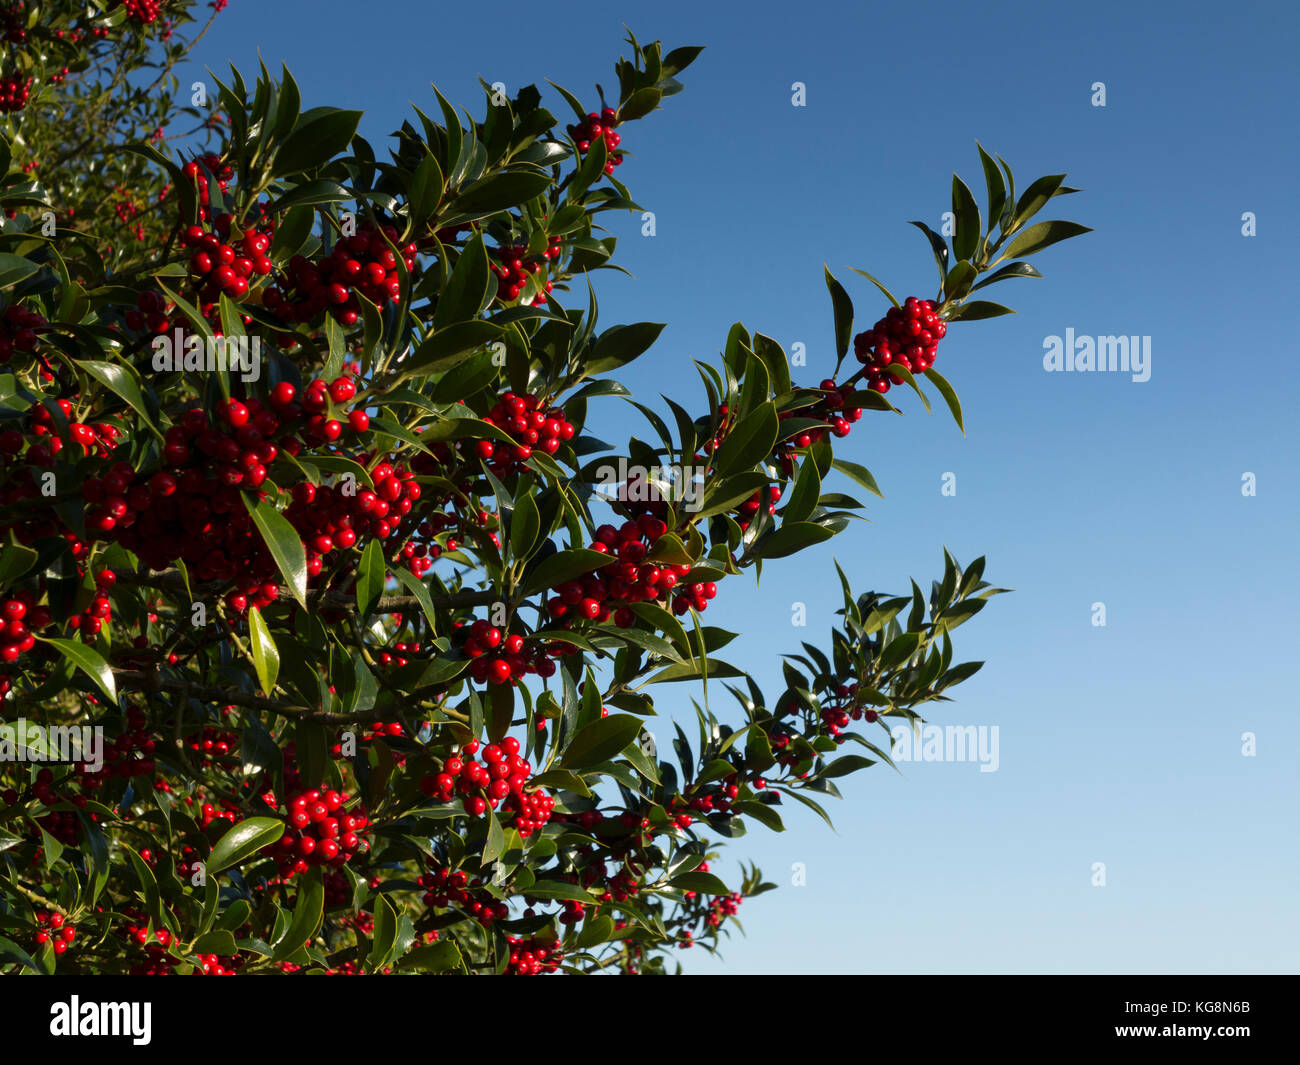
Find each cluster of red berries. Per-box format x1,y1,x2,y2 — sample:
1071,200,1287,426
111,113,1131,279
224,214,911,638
196,797,241,829
24,397,121,467
545,515,718,623
268,377,372,447
454,620,555,685
65,568,116,644
77,389,379,595
816,681,879,735
735,485,783,532
264,787,370,878
0,302,45,361
567,107,623,175
853,297,947,392
473,391,575,474
0,590,46,664
776,379,863,452
703,889,743,929
419,737,555,834
0,3,26,44
0,71,31,112
505,935,563,975
418,867,512,927
124,917,241,975
285,455,423,578
187,724,239,766
84,412,276,583
32,911,76,956
122,0,165,23
123,288,170,334
263,226,416,326
490,236,562,303
179,216,274,304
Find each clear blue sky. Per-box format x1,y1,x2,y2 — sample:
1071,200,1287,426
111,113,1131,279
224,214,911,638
185,0,1299,973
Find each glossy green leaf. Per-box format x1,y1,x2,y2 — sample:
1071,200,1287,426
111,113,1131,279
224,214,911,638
560,713,644,771
1001,220,1092,261
247,606,280,696
951,174,981,263
715,403,779,477
243,495,307,608
36,637,115,703
275,107,363,174
208,817,285,874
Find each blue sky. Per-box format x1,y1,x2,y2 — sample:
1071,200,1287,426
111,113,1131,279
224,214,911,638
185,0,1299,973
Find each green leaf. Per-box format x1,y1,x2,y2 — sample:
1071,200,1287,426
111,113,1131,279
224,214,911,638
510,489,541,561
36,637,115,703
670,871,730,895
646,658,745,684
452,171,553,218
574,914,616,948
519,548,611,597
0,542,38,590
525,880,598,903
757,521,834,559
619,86,663,122
393,568,439,634
482,805,507,865
908,221,951,284
976,143,1006,234
191,929,240,956
397,940,464,972
560,713,644,771
247,606,280,696
715,403,779,477
208,817,285,875
923,368,964,434
819,753,876,779
849,267,900,308
830,458,883,499
275,107,363,174
1001,220,1092,261
78,360,160,437
0,252,39,290
243,495,307,608
661,45,705,75
401,320,502,378
824,267,853,362
267,179,351,213
951,174,982,263
586,322,665,377
944,260,978,303
733,800,785,832
369,893,399,971
878,632,922,671
969,260,1042,293
1011,173,1066,229
783,455,821,524
945,300,1015,322
356,539,385,616
433,233,492,330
